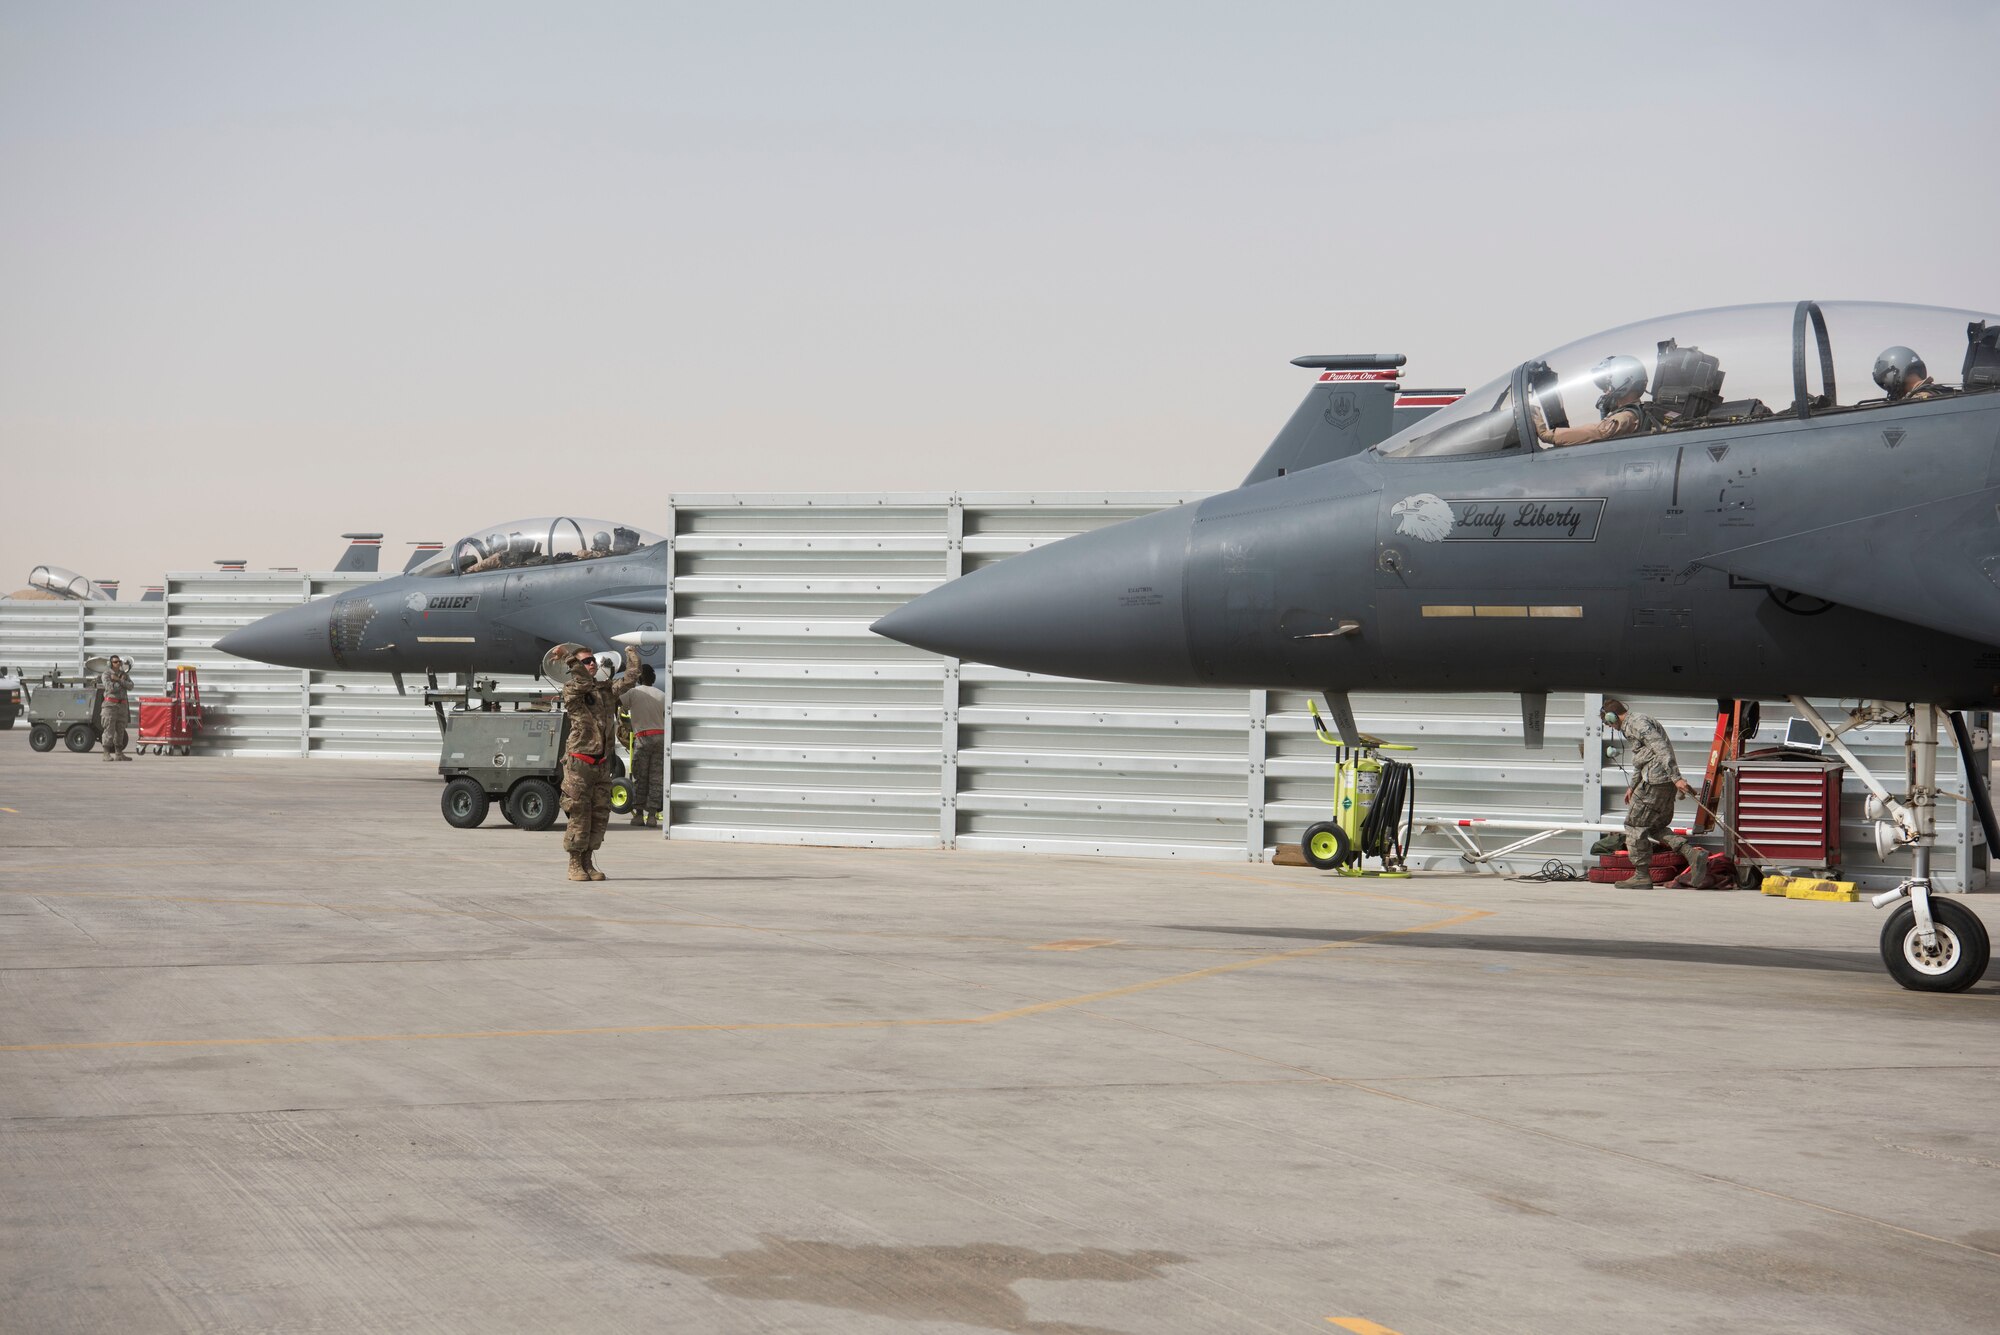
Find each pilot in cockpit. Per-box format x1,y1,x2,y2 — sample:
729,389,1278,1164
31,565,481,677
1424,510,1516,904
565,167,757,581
1873,346,1955,403
1537,355,1660,448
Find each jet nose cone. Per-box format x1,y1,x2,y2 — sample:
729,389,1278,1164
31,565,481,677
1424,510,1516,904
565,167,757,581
216,598,337,669
873,504,1197,683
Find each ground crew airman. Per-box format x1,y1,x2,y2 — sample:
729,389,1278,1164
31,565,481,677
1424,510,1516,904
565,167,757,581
98,656,132,762
555,643,643,881
1604,698,1712,888
1872,346,1954,402
1538,355,1658,448
625,664,666,827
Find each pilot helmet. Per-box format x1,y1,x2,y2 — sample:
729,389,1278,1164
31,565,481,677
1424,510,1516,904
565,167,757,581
1589,355,1648,408
1873,346,1926,397
591,531,611,553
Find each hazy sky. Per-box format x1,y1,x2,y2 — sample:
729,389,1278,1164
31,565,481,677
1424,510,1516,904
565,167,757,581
4,1,1998,592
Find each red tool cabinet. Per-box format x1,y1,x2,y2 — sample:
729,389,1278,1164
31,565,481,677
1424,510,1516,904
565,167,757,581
1720,758,1843,871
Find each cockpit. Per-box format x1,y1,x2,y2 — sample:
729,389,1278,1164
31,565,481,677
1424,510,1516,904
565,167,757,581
410,518,663,577
1380,300,2000,458
25,565,110,601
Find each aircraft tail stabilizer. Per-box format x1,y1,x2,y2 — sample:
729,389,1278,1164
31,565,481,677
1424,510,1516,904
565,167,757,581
1240,355,1463,485
334,533,384,573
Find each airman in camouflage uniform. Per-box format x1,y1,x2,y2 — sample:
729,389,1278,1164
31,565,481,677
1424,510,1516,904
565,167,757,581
554,643,643,882
98,657,133,761
1605,697,1707,888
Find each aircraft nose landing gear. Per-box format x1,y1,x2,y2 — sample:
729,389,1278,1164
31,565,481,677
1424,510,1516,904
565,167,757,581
1791,698,1992,993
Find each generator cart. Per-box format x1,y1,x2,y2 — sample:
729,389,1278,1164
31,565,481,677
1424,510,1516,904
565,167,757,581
23,665,105,754
424,677,624,831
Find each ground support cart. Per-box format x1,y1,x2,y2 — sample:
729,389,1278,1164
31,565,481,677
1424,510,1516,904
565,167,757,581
137,666,205,755
426,677,629,833
23,671,104,754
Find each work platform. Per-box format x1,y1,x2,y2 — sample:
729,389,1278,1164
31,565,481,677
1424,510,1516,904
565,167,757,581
2,734,1996,1333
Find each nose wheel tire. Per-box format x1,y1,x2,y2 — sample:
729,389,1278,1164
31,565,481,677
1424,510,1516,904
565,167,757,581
1301,821,1353,871
1880,898,1990,992
441,777,490,828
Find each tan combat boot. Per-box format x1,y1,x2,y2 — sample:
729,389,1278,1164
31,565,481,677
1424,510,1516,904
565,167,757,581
567,852,590,882
584,851,607,882
629,811,647,826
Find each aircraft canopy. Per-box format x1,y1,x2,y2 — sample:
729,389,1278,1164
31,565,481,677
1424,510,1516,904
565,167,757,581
1380,300,2000,458
23,565,110,601
413,518,664,577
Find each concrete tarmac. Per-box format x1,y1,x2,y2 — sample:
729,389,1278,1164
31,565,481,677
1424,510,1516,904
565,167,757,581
2,733,1997,1334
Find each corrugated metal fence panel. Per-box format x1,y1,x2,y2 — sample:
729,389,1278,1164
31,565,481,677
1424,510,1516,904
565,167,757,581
666,495,954,847
167,571,313,756
84,604,167,691
0,601,85,680
0,600,167,692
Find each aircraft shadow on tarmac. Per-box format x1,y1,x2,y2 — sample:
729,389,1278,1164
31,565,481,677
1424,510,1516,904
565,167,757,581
1168,924,1906,976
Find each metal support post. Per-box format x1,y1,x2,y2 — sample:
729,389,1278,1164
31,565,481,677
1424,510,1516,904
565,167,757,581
938,498,964,849
1581,692,1605,861
1245,689,1268,862
659,500,679,839
299,576,313,757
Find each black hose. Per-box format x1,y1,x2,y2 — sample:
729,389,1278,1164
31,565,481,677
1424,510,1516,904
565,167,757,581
1359,758,1416,863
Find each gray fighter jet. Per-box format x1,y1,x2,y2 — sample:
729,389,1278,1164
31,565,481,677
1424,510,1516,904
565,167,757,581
217,516,668,679
875,300,2000,993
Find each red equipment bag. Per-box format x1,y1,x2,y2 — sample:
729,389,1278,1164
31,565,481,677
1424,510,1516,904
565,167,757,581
138,698,175,741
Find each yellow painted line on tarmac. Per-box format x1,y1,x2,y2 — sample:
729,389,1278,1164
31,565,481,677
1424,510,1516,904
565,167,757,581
1031,938,1120,951
1328,1320,1404,1335
0,807,17,814
0,901,1486,1054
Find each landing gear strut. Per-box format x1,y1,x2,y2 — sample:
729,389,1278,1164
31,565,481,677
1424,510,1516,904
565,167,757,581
1789,698,1991,992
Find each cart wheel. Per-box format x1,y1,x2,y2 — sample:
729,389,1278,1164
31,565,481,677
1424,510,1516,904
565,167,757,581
609,778,633,814
1301,821,1352,871
1880,898,1990,993
506,778,560,832
65,724,97,753
441,777,490,828
28,723,57,752
179,744,191,756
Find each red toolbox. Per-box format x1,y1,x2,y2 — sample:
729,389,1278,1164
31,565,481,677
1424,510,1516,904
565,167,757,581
1721,758,1843,872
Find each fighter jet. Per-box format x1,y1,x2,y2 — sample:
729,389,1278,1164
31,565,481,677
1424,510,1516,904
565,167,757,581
217,516,668,679
875,300,2000,993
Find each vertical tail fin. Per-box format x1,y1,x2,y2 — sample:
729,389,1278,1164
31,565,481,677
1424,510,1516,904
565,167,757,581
96,580,120,601
140,586,163,602
403,542,444,574
334,533,384,573
1240,355,1463,484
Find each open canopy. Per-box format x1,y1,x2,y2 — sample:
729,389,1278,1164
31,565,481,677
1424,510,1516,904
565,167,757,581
411,518,664,577
18,565,111,601
1380,301,2000,458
